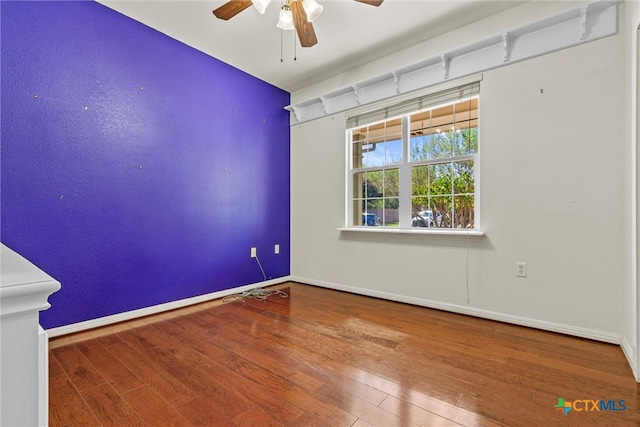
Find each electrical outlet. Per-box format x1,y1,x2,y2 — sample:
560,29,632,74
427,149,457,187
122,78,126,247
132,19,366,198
251,247,257,258
274,244,280,254
517,262,527,277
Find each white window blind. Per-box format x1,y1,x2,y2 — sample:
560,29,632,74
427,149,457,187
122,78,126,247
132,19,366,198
346,81,480,129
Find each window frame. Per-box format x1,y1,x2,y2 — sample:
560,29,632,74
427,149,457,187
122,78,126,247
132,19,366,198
344,82,481,234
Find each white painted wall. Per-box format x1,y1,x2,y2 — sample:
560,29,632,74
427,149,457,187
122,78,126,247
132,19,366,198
622,0,640,380
291,2,629,345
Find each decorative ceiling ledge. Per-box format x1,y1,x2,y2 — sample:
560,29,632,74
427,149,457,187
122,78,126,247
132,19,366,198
286,0,617,125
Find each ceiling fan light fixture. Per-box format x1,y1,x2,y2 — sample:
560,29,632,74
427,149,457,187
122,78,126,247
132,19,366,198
302,0,323,22
277,5,295,30
252,0,271,14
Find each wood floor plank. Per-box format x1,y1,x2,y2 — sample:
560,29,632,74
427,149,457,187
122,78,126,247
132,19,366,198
313,382,420,427
51,345,106,391
217,299,279,326
102,339,198,407
378,395,463,427
175,397,236,426
48,355,101,427
80,382,145,426
175,348,307,424
500,356,637,400
117,326,161,355
144,344,255,418
330,367,501,427
189,310,252,352
74,339,144,394
154,314,221,353
121,385,192,427
237,340,326,393
232,405,286,427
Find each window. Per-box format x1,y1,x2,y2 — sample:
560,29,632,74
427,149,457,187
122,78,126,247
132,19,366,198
347,81,479,230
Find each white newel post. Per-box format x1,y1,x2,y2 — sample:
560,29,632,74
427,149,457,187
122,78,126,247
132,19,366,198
1,244,61,427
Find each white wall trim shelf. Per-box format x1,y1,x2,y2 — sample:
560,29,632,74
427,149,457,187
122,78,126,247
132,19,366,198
286,0,618,125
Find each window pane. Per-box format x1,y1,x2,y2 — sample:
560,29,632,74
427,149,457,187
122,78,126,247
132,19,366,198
352,200,363,226
454,195,474,228
353,141,369,169
354,119,403,168
454,160,474,195
410,110,431,135
384,118,402,141
365,145,385,168
364,140,402,167
383,169,399,197
454,127,478,156
382,198,399,227
411,206,435,228
352,169,400,227
430,162,452,195
352,172,365,200
431,196,452,228
410,134,432,162
351,127,367,168
411,197,429,216
410,111,433,162
410,201,445,228
383,139,402,165
412,165,429,197
366,198,384,211
365,170,383,198
361,211,381,226
429,105,454,158
453,98,478,156
354,199,383,227
368,121,386,144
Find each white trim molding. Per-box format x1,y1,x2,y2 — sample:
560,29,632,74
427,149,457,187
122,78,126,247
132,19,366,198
622,336,636,376
46,276,291,337
286,0,618,125
290,276,623,345
1,244,61,427
0,245,61,316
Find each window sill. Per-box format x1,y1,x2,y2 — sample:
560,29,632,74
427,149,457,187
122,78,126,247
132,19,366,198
337,227,485,236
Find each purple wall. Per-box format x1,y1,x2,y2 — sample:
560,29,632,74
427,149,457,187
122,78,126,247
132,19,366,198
1,1,291,329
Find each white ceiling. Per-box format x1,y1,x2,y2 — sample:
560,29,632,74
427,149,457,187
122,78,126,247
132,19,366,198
97,0,525,92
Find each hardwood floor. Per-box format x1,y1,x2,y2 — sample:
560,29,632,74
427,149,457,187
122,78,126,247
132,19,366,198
49,282,639,426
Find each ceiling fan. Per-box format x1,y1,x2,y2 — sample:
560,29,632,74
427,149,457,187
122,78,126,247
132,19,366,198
212,0,384,48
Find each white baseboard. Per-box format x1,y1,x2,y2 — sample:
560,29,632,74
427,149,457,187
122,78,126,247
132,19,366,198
621,336,638,381
290,276,623,345
46,276,291,338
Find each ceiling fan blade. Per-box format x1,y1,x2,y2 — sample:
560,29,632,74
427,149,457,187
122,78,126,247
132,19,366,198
290,0,318,48
213,1,253,20
354,0,384,6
